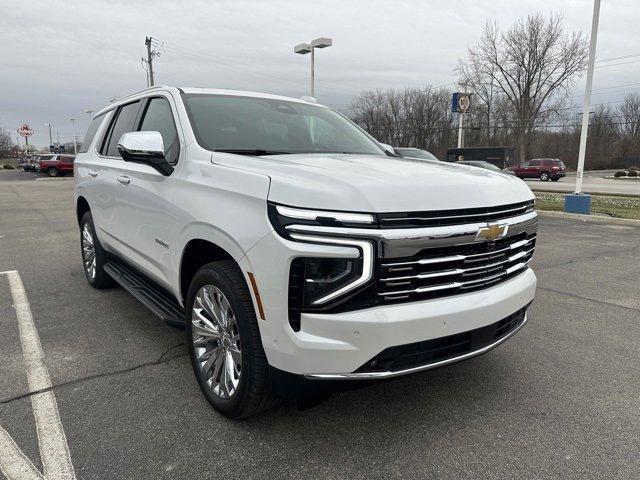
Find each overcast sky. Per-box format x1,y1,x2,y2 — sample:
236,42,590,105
2,0,639,147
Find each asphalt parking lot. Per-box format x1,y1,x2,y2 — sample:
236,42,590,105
1,170,639,479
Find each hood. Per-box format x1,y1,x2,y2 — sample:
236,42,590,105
212,153,534,212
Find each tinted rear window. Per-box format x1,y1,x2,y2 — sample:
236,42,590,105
79,113,106,153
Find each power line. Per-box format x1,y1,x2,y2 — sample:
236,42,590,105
596,53,640,63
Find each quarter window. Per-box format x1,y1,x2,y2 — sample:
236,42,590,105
139,97,180,164
103,101,141,157
79,113,106,153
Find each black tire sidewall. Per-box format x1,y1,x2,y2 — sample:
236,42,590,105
48,167,59,177
80,211,112,288
185,263,258,417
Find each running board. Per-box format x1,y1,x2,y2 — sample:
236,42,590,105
104,259,185,328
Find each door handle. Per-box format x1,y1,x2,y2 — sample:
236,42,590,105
88,170,98,177
116,176,131,185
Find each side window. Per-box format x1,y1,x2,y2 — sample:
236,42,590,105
103,101,141,157
139,97,180,164
520,162,530,168
79,113,106,153
529,160,541,167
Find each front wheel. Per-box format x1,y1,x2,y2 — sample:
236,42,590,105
539,171,550,181
79,211,114,288
48,167,59,177
185,261,278,418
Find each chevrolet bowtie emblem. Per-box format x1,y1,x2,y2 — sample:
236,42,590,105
477,223,508,242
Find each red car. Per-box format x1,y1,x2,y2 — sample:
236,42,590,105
37,154,76,177
509,158,566,182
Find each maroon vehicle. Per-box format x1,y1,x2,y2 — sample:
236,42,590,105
509,158,567,182
37,154,76,177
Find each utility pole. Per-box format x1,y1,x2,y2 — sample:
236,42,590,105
145,36,155,86
70,118,77,155
566,0,600,215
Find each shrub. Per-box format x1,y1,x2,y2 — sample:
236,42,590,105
2,164,16,169
614,170,627,177
628,170,639,177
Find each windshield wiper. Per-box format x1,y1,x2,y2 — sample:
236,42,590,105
214,149,292,156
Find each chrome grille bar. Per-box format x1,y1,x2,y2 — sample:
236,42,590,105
381,235,536,268
378,259,532,298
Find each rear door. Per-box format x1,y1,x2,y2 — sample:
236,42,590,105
111,94,183,287
528,160,542,177
88,101,143,251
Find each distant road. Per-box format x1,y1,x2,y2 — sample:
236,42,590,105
526,171,640,196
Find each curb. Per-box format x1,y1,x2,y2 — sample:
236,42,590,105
536,209,640,227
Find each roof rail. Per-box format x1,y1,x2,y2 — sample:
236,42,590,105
109,85,170,103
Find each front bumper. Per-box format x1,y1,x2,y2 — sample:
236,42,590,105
247,222,537,376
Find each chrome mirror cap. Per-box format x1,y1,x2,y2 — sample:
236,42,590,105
117,131,164,159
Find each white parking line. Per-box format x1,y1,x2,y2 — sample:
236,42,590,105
0,270,76,480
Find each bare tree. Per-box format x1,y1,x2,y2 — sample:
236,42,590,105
0,128,13,157
619,93,640,159
349,86,454,158
458,13,588,161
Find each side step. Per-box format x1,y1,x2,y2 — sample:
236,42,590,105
104,259,185,328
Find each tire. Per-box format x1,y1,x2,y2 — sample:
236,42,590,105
48,167,59,177
185,261,279,419
539,171,550,181
79,211,114,288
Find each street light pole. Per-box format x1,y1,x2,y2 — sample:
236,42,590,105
294,37,332,98
70,118,77,155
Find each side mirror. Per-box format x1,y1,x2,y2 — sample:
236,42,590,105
117,131,173,176
379,143,396,155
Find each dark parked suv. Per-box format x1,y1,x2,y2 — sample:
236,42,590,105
510,158,566,181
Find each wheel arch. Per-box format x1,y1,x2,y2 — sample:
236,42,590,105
179,238,238,305
76,196,91,225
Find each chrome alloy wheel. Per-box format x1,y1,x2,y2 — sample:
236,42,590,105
191,285,242,399
81,223,96,279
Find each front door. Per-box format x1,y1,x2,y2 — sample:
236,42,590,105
112,94,183,288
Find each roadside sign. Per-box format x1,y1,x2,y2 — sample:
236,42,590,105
452,92,471,113
17,123,34,137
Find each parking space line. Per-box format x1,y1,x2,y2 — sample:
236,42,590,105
1,270,76,480
0,427,44,480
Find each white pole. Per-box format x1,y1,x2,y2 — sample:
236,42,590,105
457,113,464,149
310,46,315,97
574,0,601,194
70,118,77,155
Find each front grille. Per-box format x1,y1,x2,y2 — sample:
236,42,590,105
377,200,534,228
377,232,536,305
356,307,527,373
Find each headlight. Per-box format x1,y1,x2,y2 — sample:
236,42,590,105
268,202,377,237
286,234,375,331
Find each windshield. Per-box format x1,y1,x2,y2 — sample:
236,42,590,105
182,94,385,156
478,162,502,171
396,148,438,161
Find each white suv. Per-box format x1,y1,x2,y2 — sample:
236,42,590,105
75,86,537,418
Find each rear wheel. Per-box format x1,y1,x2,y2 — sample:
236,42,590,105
48,167,59,177
539,171,550,181
80,211,114,288
185,261,278,418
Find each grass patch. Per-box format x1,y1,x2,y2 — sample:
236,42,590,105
534,191,640,220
